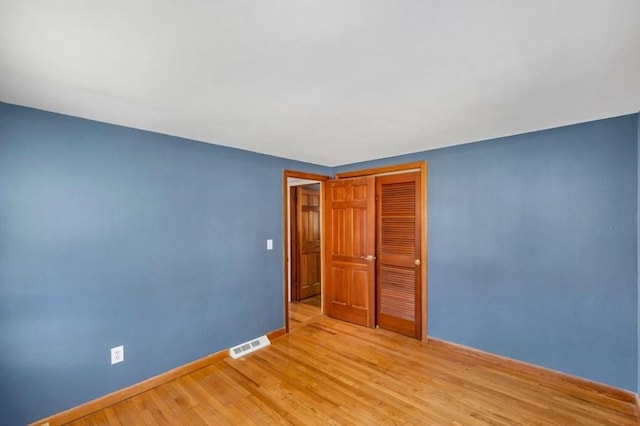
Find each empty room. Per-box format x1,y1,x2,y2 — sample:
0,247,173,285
1,1,639,425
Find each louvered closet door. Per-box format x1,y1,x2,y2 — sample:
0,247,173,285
376,172,421,338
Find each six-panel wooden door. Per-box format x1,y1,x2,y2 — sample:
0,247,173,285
323,177,376,327
321,169,424,338
297,186,321,299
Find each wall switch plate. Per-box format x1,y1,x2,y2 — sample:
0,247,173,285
267,239,273,250
111,345,124,365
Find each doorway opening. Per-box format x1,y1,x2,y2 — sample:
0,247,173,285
290,184,321,302
283,170,329,333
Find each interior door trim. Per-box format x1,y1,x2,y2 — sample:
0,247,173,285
283,170,330,334
335,161,425,180
335,161,428,341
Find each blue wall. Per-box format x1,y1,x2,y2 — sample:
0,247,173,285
335,114,639,392
1,103,638,425
0,103,329,425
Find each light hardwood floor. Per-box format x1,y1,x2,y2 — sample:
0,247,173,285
67,302,638,425
297,293,321,308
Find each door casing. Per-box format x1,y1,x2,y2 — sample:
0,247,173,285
283,170,329,333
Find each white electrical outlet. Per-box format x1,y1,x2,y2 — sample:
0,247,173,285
267,239,273,250
111,345,124,365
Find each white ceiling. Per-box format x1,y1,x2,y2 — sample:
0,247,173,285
1,1,639,167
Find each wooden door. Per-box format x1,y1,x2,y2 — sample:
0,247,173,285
297,186,321,299
290,187,299,300
324,177,376,327
376,172,422,338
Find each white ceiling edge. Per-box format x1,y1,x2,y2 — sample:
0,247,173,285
1,1,639,167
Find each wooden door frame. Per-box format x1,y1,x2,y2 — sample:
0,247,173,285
283,170,330,333
334,161,428,341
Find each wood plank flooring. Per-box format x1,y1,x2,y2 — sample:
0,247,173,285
297,293,321,308
67,302,638,425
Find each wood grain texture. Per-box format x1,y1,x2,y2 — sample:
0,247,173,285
376,172,421,338
323,177,376,328
298,186,321,300
421,162,428,340
289,186,299,301
334,161,424,179
31,328,285,426
266,328,286,341
334,161,428,341
55,304,637,426
282,170,330,332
